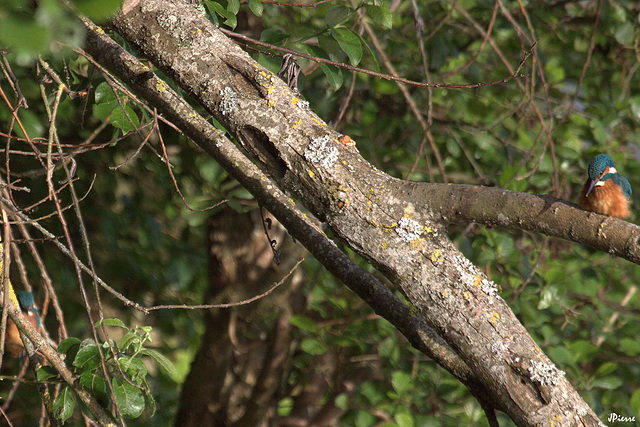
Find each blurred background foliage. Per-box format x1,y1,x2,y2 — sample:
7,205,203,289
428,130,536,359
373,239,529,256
0,0,639,425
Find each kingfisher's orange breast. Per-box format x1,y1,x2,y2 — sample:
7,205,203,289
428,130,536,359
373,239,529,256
578,179,630,218
4,312,39,357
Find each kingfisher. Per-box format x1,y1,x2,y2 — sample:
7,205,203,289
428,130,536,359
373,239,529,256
5,291,40,357
578,154,632,219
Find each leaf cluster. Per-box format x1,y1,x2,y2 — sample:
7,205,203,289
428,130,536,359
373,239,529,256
36,319,177,423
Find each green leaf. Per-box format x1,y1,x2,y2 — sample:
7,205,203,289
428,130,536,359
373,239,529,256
0,14,49,54
334,393,348,410
319,63,343,89
113,377,146,418
74,342,101,372
111,105,140,134
79,371,109,406
93,81,133,129
289,315,319,333
205,1,237,29
305,44,343,89
631,388,640,417
53,387,75,422
301,338,327,355
140,348,179,381
37,365,59,381
119,331,141,353
247,0,263,17
620,337,640,357
590,376,623,390
261,27,288,45
594,362,617,377
331,28,363,66
94,81,115,104
391,370,413,396
630,96,640,124
355,410,376,427
58,337,82,355
365,4,392,29
614,22,634,47
100,318,128,329
395,412,414,427
566,339,598,363
119,356,147,382
499,165,518,187
72,0,121,20
325,5,352,28
227,0,240,15
318,35,345,62
14,109,45,139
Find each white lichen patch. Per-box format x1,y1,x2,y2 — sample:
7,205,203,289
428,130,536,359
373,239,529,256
219,86,238,115
455,253,499,298
395,216,422,242
491,338,510,359
304,135,338,169
297,99,309,110
528,360,565,386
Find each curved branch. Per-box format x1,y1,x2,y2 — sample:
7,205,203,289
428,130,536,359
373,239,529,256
421,184,640,265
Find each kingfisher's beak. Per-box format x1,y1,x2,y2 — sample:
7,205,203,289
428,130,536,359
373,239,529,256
584,179,598,198
585,168,609,198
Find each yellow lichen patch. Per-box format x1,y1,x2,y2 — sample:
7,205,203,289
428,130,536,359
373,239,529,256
291,97,299,106
549,415,562,427
268,98,276,108
403,204,416,215
188,112,196,117
311,117,326,126
381,241,388,249
293,118,302,129
307,169,315,177
424,226,433,234
463,291,473,301
489,311,501,323
440,290,449,299
473,275,482,289
156,81,167,92
410,238,424,249
430,249,442,263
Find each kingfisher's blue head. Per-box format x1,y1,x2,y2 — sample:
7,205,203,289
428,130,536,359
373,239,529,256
587,154,615,180
16,291,40,327
16,291,34,310
585,154,632,199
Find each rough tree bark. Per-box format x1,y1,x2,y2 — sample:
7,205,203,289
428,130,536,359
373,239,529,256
75,0,640,425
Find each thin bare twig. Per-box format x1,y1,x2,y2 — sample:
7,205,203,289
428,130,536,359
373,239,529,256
146,257,305,311
220,28,534,89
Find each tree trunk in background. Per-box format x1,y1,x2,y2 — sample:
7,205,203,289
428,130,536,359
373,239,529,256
175,208,305,426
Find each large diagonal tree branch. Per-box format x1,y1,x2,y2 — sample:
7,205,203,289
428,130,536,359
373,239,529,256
78,8,493,403
77,9,498,414
77,0,626,425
